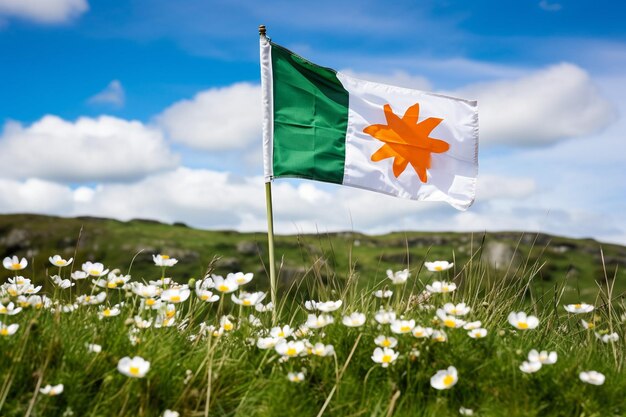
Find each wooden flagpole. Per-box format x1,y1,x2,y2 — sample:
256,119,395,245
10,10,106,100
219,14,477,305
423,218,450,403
260,24,278,325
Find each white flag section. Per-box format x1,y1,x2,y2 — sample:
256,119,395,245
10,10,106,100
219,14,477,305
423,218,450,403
261,40,479,210
337,72,479,210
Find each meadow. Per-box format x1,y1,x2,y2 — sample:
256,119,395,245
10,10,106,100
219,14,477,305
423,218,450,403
0,216,625,416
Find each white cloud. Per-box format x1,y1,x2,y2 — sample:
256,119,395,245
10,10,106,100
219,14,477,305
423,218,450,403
0,0,88,24
0,115,179,183
0,178,73,213
455,63,617,146
339,69,432,91
88,80,125,107
539,0,562,12
157,83,261,151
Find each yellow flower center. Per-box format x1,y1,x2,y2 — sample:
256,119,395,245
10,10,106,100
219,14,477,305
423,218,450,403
85,296,91,302
161,255,170,259
171,295,181,302
444,319,456,328
11,263,21,270
108,282,117,289
0,307,6,314
400,325,411,332
414,330,423,337
8,289,17,297
166,310,175,318
286,347,297,356
588,323,595,329
129,366,140,376
443,375,455,386
55,260,65,266
442,285,449,292
20,302,29,308
237,278,245,284
278,331,285,337
218,285,229,292
435,265,443,271
435,335,445,342
382,339,391,347
90,270,100,276
146,298,155,306
575,304,582,309
103,309,111,316
35,303,43,309
381,354,392,363
518,322,529,329
223,323,233,331
243,299,251,306
201,294,209,300
0,328,8,336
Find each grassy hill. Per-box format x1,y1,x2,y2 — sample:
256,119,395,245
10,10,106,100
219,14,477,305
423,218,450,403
1,214,624,305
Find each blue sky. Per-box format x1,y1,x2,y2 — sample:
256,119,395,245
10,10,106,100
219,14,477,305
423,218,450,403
1,0,625,244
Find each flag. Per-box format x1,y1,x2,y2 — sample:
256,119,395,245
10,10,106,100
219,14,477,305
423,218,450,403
260,39,479,210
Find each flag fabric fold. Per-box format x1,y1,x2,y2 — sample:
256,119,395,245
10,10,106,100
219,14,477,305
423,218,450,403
260,38,479,210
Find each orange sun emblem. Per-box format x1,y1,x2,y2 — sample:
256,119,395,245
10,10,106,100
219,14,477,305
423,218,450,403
363,102,449,183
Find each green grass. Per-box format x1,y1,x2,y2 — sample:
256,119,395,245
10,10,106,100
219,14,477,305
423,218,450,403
0,234,625,416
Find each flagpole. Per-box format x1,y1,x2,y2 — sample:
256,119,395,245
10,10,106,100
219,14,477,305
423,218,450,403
260,24,278,325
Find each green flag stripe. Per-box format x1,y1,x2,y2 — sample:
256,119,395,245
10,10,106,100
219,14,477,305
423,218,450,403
271,42,349,184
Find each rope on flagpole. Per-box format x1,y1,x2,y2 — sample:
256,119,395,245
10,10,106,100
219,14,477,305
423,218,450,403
260,24,277,325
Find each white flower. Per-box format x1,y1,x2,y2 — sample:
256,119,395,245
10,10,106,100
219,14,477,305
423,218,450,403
424,261,453,272
580,319,596,330
412,326,433,338
255,302,274,312
117,356,150,378
248,315,262,327
463,321,482,330
228,272,254,286
132,283,161,298
426,281,456,293
3,256,27,271
374,335,398,348
315,300,342,312
564,303,594,314
163,410,180,417
98,306,121,319
528,349,557,364
430,366,458,389
86,343,102,353
596,332,619,343
71,271,89,280
459,406,474,416
231,291,266,306
390,319,415,334
431,330,447,342
275,340,305,357
39,384,64,396
342,312,366,327
211,275,239,294
288,371,305,382
443,302,470,316
0,302,22,316
305,314,334,329
468,328,488,339
49,255,73,267
134,315,153,329
219,315,234,331
161,288,190,303
374,309,396,324
386,269,409,284
82,262,109,277
51,275,74,289
257,337,281,349
373,289,393,298
0,322,19,336
579,370,605,385
371,347,399,367
76,292,107,306
519,361,542,373
436,309,466,328
311,342,334,357
153,254,178,267
270,325,293,339
508,311,539,330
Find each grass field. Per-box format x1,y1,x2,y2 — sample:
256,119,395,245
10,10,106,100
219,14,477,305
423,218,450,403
0,214,625,416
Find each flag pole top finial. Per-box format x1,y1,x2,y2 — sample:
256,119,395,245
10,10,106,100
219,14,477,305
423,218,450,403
259,25,266,37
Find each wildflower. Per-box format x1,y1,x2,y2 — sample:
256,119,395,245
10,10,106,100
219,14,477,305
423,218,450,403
528,349,557,364
564,303,594,314
519,361,542,373
387,269,409,284
0,302,22,316
409,348,420,360
195,287,219,302
305,314,334,329
211,275,239,294
374,309,396,324
596,332,619,343
98,306,121,319
412,326,433,338
294,325,310,338
443,302,470,316
76,292,107,306
231,291,266,307
315,300,342,312
430,366,458,389
459,407,474,416
431,330,447,342
275,340,305,357
117,356,150,378
579,370,605,385
163,411,180,417
228,272,254,286
373,289,393,298
220,315,235,331
371,347,399,367
270,325,293,339
312,342,335,357
87,343,102,353
153,254,178,267
255,302,274,312
161,288,191,303
468,328,488,339
82,262,109,277
436,309,466,328
131,283,160,297
342,312,366,327
0,322,19,336
3,256,27,271
51,275,74,289
257,337,281,349
248,314,262,327
39,384,64,396
463,321,482,330
581,319,596,330
134,316,153,329
424,261,453,272
49,255,73,267
374,335,398,348
508,312,539,330
149,277,175,287
71,271,88,280
426,281,456,293
288,371,306,382
390,318,415,334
